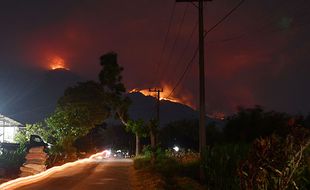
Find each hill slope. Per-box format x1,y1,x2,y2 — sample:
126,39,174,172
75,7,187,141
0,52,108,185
0,69,82,123
127,92,198,127
0,69,198,125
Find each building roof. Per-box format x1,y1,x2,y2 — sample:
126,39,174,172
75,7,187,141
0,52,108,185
0,114,23,127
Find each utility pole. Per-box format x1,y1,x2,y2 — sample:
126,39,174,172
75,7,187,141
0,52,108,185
149,87,163,164
149,87,164,122
176,0,211,182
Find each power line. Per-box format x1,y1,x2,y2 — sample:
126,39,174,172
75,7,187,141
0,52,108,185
166,0,245,99
152,2,177,86
205,0,245,36
206,0,310,45
168,20,199,86
159,4,190,83
166,0,310,99
167,46,198,99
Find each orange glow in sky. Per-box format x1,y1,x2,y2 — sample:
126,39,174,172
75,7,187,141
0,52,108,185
48,56,68,70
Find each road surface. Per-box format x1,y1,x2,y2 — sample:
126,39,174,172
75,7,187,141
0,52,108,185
10,159,133,190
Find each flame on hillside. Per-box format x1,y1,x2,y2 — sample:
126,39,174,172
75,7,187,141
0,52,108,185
129,84,195,109
48,55,69,70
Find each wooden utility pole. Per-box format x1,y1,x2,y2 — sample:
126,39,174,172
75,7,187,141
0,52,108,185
149,87,163,164
176,0,211,182
149,88,164,122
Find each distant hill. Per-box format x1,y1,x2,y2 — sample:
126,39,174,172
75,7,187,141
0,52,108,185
0,68,200,126
0,68,82,123
127,92,226,128
127,92,198,127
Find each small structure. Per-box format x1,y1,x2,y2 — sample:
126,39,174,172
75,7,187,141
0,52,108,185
0,114,23,143
20,146,48,177
20,135,48,177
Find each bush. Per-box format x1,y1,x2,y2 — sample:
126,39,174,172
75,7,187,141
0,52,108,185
204,143,250,190
0,149,26,177
134,156,151,170
178,159,200,180
134,153,179,177
301,147,310,189
154,157,179,177
223,106,291,143
141,145,152,159
239,126,310,190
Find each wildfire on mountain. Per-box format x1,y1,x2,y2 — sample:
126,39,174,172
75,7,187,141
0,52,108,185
48,55,69,70
129,84,195,109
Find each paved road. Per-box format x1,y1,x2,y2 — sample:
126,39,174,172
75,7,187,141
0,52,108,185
10,159,133,190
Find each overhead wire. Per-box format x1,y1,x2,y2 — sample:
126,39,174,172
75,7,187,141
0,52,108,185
206,0,309,45
167,20,199,88
152,2,177,87
205,0,245,35
166,0,310,99
166,0,246,99
158,3,190,83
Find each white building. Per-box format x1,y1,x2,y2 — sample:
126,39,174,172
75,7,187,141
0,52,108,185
0,114,23,143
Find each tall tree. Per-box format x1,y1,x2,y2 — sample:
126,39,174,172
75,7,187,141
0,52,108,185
148,119,158,164
99,52,126,95
45,81,109,156
99,52,131,123
99,53,155,156
40,52,131,160
125,119,147,156
224,105,291,143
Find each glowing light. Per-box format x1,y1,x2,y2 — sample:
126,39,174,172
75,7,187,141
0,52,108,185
129,84,195,108
89,149,111,159
48,56,69,70
173,146,180,152
0,150,111,190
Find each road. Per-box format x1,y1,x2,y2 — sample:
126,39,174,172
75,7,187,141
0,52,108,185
3,159,133,190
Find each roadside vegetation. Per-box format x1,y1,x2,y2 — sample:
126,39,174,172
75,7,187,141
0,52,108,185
133,148,203,190
12,52,130,166
0,149,25,179
133,107,310,190
1,51,310,190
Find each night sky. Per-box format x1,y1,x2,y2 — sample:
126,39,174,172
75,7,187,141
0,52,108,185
0,0,309,114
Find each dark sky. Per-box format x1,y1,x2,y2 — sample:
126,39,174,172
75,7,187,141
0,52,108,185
0,0,310,114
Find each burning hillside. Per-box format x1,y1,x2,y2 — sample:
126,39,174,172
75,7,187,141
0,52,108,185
48,55,69,71
129,84,195,109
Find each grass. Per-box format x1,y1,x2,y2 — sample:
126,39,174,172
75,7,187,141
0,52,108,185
134,153,205,190
203,143,249,190
134,144,250,190
0,150,26,178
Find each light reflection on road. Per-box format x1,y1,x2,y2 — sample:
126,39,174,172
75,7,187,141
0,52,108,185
0,150,132,190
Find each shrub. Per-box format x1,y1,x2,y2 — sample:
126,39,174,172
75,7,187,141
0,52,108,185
134,156,151,170
0,149,26,177
204,143,250,190
141,145,152,159
238,126,310,190
134,153,179,177
178,159,200,180
154,157,179,177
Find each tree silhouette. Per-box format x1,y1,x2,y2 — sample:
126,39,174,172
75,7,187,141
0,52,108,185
99,52,131,123
125,119,147,156
45,52,130,158
224,105,291,143
45,81,108,156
